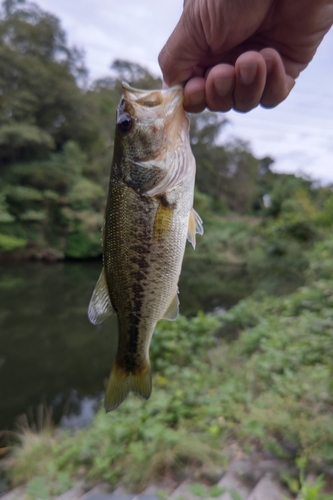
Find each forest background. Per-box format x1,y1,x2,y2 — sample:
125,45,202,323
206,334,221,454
1,0,333,498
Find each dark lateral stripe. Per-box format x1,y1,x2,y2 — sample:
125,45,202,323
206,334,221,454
128,314,140,349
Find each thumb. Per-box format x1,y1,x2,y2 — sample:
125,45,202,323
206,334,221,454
158,5,208,86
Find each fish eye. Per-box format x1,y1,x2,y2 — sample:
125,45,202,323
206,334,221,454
117,113,133,133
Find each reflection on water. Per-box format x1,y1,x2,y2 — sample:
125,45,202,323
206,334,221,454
0,261,118,430
60,395,98,430
0,259,240,430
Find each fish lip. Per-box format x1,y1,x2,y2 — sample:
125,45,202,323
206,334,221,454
121,81,184,116
121,81,184,94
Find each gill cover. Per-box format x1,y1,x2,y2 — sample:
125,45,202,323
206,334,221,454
120,83,195,197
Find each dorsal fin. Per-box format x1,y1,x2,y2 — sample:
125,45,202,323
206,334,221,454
88,267,115,325
187,208,204,249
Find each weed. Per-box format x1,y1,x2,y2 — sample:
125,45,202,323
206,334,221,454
186,482,241,499
5,236,333,490
282,458,333,500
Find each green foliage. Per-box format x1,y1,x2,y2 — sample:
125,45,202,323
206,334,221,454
0,0,97,164
191,114,260,213
26,476,50,499
25,470,73,499
1,139,105,258
282,459,333,500
0,123,55,157
229,491,243,500
315,189,333,227
2,0,333,274
6,252,333,488
151,313,219,372
3,0,333,493
65,228,101,259
259,172,313,217
6,185,44,202
0,189,14,222
187,483,224,497
68,178,104,209
298,478,333,500
185,482,243,498
0,232,26,250
110,59,162,89
306,236,333,281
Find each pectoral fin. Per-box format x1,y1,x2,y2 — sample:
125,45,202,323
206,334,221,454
153,202,173,242
88,268,115,325
187,208,204,249
162,289,179,321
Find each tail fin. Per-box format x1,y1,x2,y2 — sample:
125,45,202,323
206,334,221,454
104,359,152,412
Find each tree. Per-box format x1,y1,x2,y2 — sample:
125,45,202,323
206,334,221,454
0,0,97,165
190,112,260,213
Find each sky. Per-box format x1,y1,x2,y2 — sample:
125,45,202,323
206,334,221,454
36,0,333,184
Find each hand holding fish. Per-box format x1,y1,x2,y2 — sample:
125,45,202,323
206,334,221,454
158,0,333,113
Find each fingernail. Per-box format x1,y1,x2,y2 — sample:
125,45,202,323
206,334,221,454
239,64,257,85
189,91,205,106
214,77,234,97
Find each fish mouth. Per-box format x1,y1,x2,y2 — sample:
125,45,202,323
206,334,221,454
121,82,184,119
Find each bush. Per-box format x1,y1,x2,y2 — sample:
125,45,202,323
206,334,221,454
0,233,27,250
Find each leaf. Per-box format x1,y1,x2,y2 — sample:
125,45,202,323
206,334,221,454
229,488,243,500
128,441,145,461
57,471,73,492
0,124,55,150
187,483,207,497
26,477,51,500
0,233,27,250
208,485,228,497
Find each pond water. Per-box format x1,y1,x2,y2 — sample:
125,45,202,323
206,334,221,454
0,260,239,431
0,261,118,430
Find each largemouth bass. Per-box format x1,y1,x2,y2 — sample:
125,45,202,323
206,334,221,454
88,83,203,411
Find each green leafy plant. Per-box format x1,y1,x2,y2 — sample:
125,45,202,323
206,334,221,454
26,477,51,500
0,233,27,250
282,458,333,500
187,483,237,499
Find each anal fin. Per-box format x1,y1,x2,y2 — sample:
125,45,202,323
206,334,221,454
88,267,115,325
187,207,204,249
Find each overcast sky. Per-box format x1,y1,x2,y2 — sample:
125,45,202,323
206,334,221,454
37,0,333,184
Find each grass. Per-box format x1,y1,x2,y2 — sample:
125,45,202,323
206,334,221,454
3,236,333,496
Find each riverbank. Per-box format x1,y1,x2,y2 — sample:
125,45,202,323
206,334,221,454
2,233,333,497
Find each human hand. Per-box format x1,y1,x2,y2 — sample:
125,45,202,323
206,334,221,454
158,0,333,113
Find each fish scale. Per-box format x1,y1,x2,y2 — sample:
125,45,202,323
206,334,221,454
88,83,203,411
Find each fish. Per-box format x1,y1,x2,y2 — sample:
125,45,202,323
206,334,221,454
88,82,203,411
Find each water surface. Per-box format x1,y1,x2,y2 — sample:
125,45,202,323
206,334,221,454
0,261,117,430
0,258,242,430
